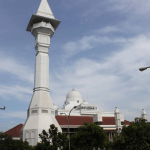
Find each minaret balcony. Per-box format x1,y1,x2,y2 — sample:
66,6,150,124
31,21,55,38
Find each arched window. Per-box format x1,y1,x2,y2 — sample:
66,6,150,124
25,132,30,145
31,131,35,146
26,132,29,138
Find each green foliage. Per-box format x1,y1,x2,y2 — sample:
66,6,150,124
113,118,150,150
0,134,33,150
104,140,113,150
71,122,108,150
35,124,68,150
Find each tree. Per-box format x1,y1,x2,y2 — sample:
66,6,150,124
113,118,150,150
0,134,33,150
35,124,68,150
71,122,108,150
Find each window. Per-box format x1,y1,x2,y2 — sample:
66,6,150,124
62,128,68,132
31,132,35,146
26,132,30,138
31,132,35,138
25,132,30,145
77,101,79,103
51,111,55,115
121,122,124,125
70,128,75,132
74,128,79,132
42,110,48,113
32,110,37,114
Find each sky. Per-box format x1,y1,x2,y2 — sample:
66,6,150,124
0,0,150,132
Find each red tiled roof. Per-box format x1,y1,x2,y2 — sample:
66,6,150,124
3,124,23,138
124,120,131,125
102,117,115,125
56,116,93,125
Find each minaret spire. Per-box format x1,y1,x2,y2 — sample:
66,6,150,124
36,0,55,19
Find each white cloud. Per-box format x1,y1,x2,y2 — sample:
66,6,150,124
0,53,34,83
81,0,150,18
1,111,27,119
96,26,121,34
51,34,150,121
0,85,32,101
107,0,150,15
0,52,33,102
63,35,128,57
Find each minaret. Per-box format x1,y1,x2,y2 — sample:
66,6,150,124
141,108,148,121
114,107,121,135
20,0,61,146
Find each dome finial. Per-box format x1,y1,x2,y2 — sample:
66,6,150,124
72,88,75,91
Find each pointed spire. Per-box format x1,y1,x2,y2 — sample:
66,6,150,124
36,0,55,19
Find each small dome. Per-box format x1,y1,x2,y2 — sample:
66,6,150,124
66,89,83,101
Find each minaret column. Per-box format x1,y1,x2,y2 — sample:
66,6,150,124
31,21,54,92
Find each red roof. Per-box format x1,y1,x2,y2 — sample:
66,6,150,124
124,120,131,125
3,124,23,138
56,116,93,125
102,117,115,125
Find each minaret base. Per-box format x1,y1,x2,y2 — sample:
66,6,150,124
20,91,62,146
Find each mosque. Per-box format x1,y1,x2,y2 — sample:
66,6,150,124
55,89,130,140
2,0,148,146
3,88,147,144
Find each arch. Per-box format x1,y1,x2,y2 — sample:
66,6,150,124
26,132,30,138
31,131,35,138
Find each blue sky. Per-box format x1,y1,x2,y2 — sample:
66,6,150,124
1,0,150,132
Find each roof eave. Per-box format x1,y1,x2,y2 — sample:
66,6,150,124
26,14,61,32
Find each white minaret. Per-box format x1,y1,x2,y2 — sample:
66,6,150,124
114,107,121,135
141,108,148,121
20,0,61,146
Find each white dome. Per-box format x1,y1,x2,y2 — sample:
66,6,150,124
66,89,83,101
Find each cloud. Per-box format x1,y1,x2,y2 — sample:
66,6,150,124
1,111,27,119
96,26,121,34
0,53,34,83
106,0,150,15
120,109,140,120
0,52,33,102
81,0,150,18
63,35,128,57
0,85,32,101
50,34,150,121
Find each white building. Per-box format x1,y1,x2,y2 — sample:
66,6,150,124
55,89,130,140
